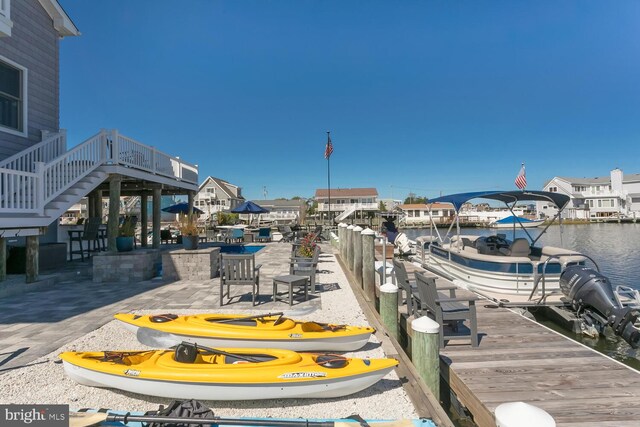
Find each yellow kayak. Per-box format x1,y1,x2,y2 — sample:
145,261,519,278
60,344,398,400
114,312,375,351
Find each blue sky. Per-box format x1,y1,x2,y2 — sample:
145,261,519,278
59,1,640,201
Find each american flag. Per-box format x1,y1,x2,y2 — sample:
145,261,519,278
324,134,333,159
515,164,527,190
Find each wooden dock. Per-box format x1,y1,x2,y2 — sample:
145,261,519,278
440,302,640,427
399,262,640,427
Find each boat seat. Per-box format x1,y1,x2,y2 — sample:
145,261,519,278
499,238,531,257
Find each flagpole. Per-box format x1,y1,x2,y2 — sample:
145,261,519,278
327,131,331,226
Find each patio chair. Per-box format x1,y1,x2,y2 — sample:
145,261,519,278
160,229,176,244
226,228,244,243
68,217,102,261
219,253,262,306
309,225,327,243
290,245,321,293
256,227,272,242
278,225,295,243
414,271,479,348
392,258,421,316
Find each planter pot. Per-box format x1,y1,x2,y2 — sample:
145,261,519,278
116,236,135,252
182,235,199,250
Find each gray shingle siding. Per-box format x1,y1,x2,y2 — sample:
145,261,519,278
0,0,60,161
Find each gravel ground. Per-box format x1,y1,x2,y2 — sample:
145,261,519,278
0,250,418,420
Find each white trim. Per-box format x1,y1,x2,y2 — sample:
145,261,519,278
0,0,13,37
0,53,28,137
37,0,79,37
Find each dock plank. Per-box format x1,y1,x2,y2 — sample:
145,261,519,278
434,287,640,427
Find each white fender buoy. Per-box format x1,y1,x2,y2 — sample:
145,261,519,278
495,402,555,427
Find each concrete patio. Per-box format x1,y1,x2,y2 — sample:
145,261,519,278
0,242,348,373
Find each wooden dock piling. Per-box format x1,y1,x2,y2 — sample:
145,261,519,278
412,316,441,400
361,228,376,301
380,282,399,340
352,226,363,287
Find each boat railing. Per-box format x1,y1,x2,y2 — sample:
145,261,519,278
530,253,600,303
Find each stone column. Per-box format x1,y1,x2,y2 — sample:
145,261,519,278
346,225,355,272
0,237,6,282
361,228,376,302
107,175,122,252
25,235,39,283
153,188,162,249
140,193,148,247
352,226,363,287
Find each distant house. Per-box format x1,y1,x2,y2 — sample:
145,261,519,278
538,168,640,220
250,199,307,225
315,188,378,222
194,176,245,220
398,203,455,225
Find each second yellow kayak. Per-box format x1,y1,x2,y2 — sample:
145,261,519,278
115,312,375,351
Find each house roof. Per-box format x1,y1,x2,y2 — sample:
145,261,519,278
548,173,640,186
39,0,80,37
251,199,305,208
315,188,378,198
199,176,244,200
399,203,453,210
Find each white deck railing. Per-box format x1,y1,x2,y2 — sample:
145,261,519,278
0,131,66,172
0,129,198,214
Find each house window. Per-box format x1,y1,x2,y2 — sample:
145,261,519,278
0,57,26,135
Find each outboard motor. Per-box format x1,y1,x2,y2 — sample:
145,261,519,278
559,265,640,349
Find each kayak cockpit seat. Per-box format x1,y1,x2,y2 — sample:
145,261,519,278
315,354,348,368
174,343,199,363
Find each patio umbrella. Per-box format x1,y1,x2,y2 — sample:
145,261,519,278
162,202,204,215
231,201,270,226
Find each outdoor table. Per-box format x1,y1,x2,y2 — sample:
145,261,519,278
272,274,309,306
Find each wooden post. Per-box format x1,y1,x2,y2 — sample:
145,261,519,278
352,226,363,287
412,316,441,399
361,228,376,302
0,237,6,282
380,282,399,340
346,225,354,272
140,193,148,247
88,192,96,218
25,235,39,283
338,223,346,261
94,191,103,221
153,188,161,249
107,175,122,252
188,191,195,216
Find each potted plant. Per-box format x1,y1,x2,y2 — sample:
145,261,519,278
116,216,135,252
177,213,199,250
296,234,317,258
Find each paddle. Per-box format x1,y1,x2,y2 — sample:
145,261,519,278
191,342,264,363
69,411,416,427
205,312,285,324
